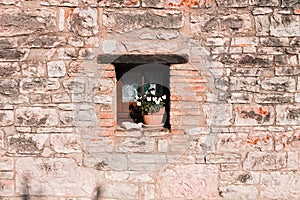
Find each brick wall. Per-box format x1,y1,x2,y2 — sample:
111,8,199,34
0,0,300,199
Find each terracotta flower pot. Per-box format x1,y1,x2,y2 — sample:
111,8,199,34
143,108,165,125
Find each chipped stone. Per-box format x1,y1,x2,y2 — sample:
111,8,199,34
47,61,66,77
103,9,183,33
68,7,98,36
51,134,82,153
16,107,58,126
8,134,48,154
243,152,287,170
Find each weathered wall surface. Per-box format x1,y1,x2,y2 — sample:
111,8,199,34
0,0,300,199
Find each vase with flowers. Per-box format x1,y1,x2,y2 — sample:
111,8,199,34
135,87,166,126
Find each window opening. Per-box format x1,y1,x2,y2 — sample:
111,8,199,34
115,63,170,129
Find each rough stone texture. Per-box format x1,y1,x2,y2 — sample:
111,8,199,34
8,134,48,154
50,134,82,153
0,8,56,36
260,172,300,199
15,107,58,126
157,164,219,199
15,157,97,196
1,1,300,199
103,9,184,33
243,152,287,170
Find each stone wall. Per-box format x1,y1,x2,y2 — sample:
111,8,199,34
0,0,300,199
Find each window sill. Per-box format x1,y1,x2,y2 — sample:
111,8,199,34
115,125,170,137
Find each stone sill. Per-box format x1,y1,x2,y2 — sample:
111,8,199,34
115,126,170,137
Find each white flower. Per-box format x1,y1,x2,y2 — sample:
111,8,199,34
147,96,151,101
137,101,141,106
159,97,162,101
162,95,166,100
153,97,157,101
150,89,155,95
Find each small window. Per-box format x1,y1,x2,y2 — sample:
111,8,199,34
115,63,170,128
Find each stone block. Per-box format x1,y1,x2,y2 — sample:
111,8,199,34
121,41,178,53
0,62,20,77
246,131,274,151
51,134,82,153
128,171,154,183
104,183,138,199
143,184,155,200
52,93,71,103
0,79,19,97
63,78,85,93
281,0,299,7
234,105,274,126
228,92,252,103
103,9,183,33
29,94,51,104
230,77,259,92
157,164,219,199
158,139,168,152
216,133,248,152
0,172,14,179
47,61,66,78
254,15,270,36
220,171,260,185
260,37,290,47
216,0,248,7
0,8,56,37
249,0,279,6
189,135,217,153
276,105,300,125
296,93,300,103
85,137,114,153
8,134,48,154
221,163,242,171
254,93,293,104
205,153,241,163
219,185,258,200
261,77,296,92
0,48,27,62
202,104,233,126
20,78,60,94
270,14,300,37
205,37,230,46
15,157,96,196
231,37,259,47
287,151,299,170
276,67,300,76
40,0,79,6
21,61,46,77
142,0,164,8
16,107,58,126
190,12,252,37
83,153,128,171
243,152,287,170
252,7,273,15
0,157,14,170
0,0,18,5
0,110,14,126
116,137,155,153
20,35,66,48
0,180,14,197
260,172,300,199
68,7,98,36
